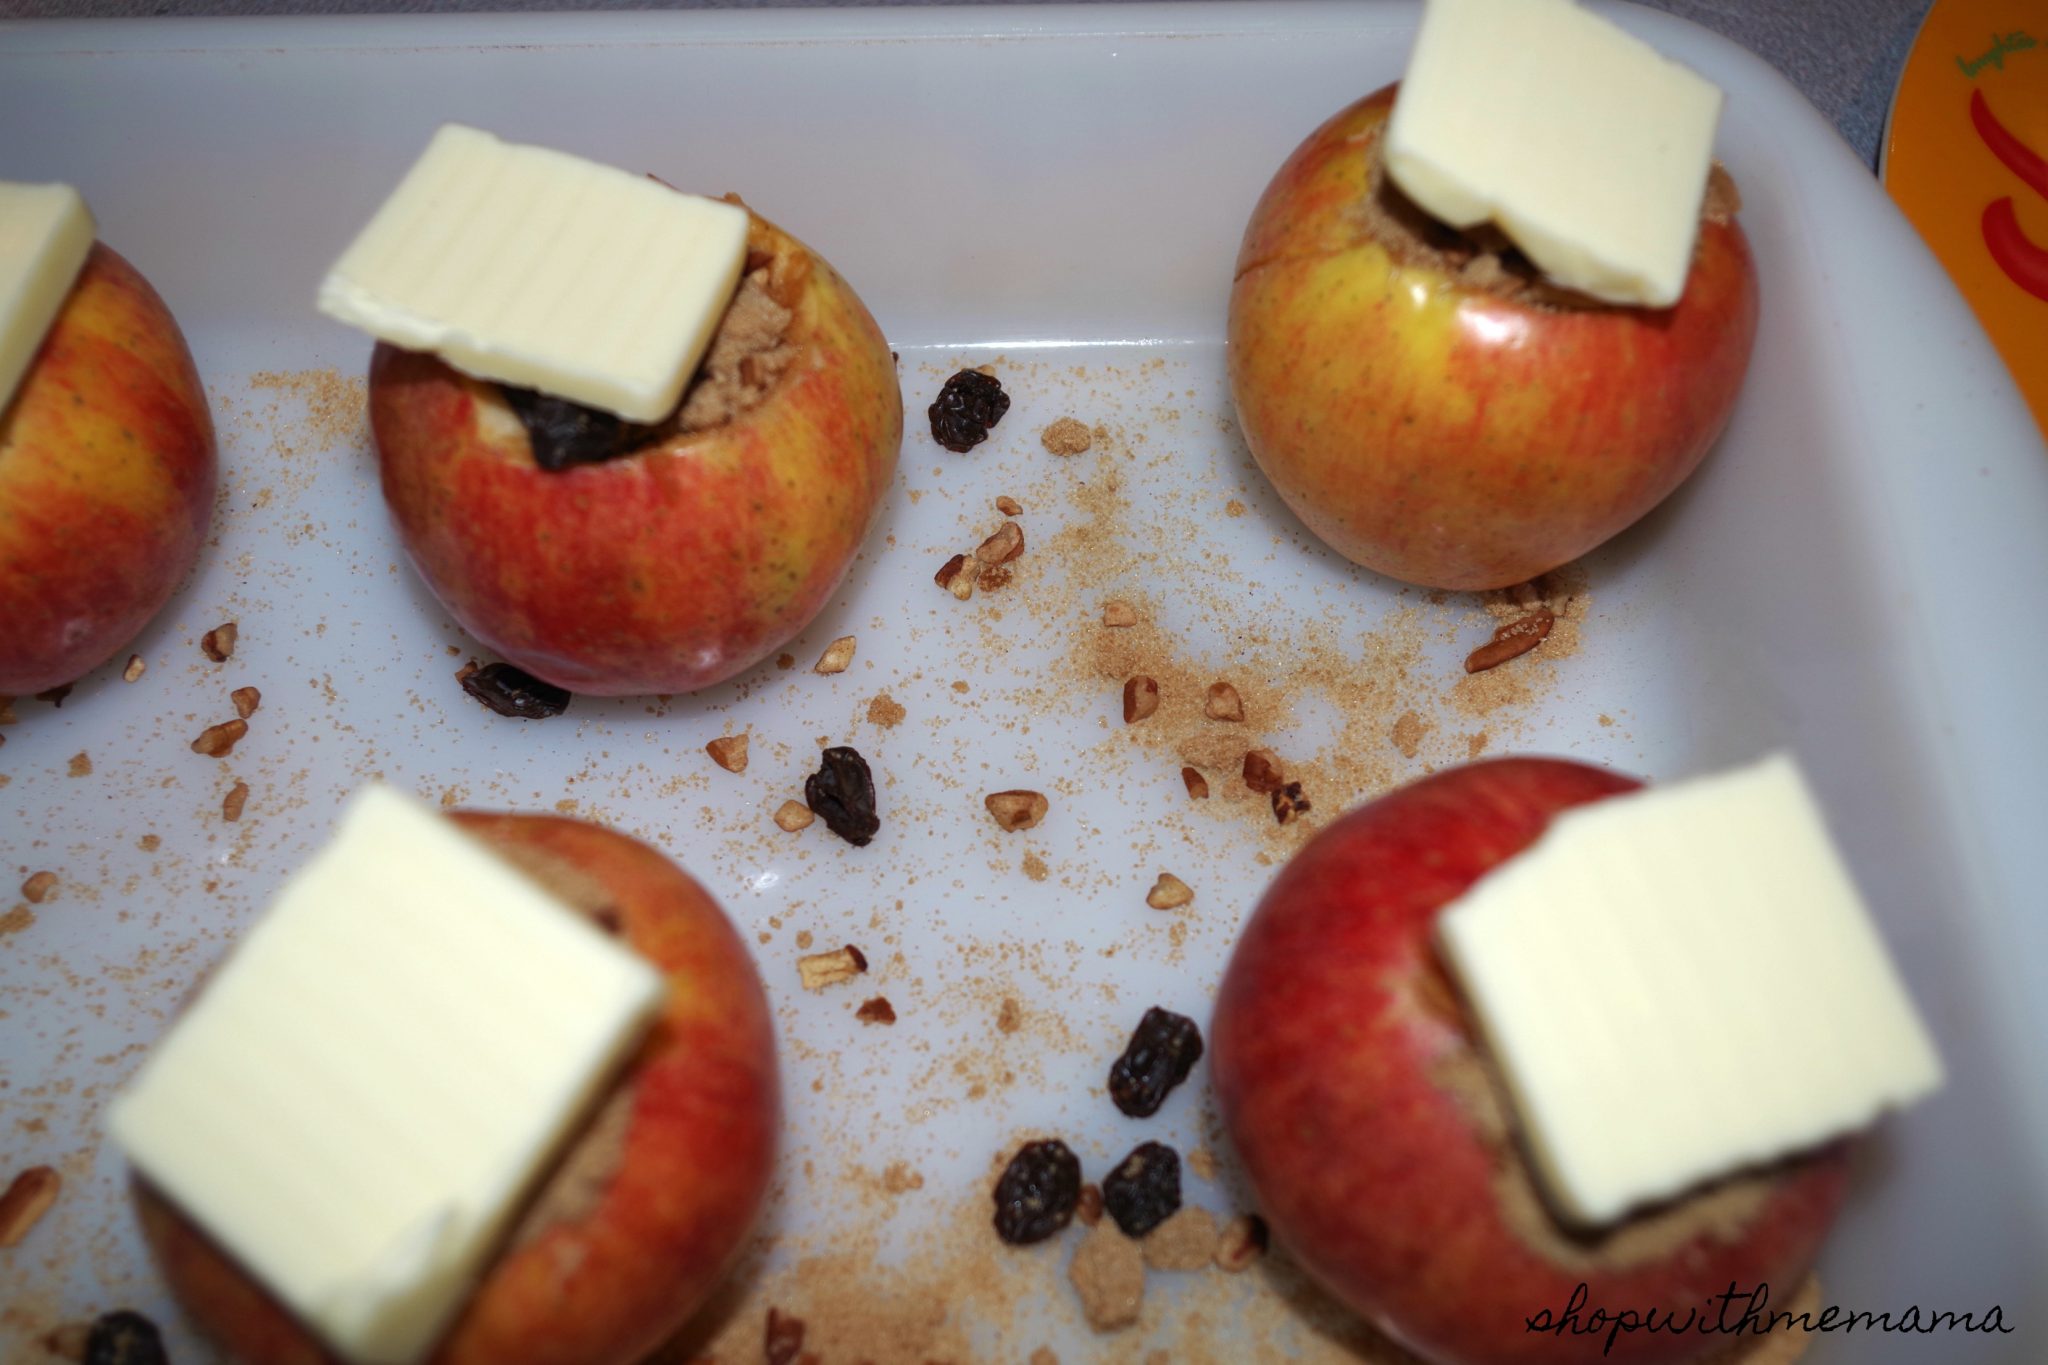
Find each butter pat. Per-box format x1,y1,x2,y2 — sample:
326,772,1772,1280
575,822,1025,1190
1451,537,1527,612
1436,753,1941,1226
109,786,664,1365
318,125,748,422
0,183,95,415
1384,0,1722,307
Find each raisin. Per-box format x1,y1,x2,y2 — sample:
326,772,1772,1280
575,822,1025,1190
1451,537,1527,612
805,746,880,847
85,1311,167,1365
927,369,1010,452
1102,1141,1181,1238
1107,1007,1204,1119
992,1139,1082,1245
459,661,572,719
501,386,654,472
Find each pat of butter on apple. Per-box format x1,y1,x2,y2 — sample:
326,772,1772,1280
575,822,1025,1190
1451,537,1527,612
317,124,748,423
1435,753,1942,1227
1384,0,1722,307
0,182,95,416
108,786,665,1365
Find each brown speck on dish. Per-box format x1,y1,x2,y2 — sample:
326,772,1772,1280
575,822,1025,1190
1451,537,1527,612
200,621,238,662
0,1165,60,1248
20,871,56,904
775,652,796,670
67,751,92,777
996,997,1023,1034
797,944,867,992
705,733,749,773
813,635,857,675
1224,499,1247,518
1040,416,1092,456
1204,681,1245,722
1102,600,1139,628
1180,766,1210,800
984,789,1049,832
122,654,146,683
232,686,262,720
1144,873,1193,911
772,800,814,833
855,996,897,1025
223,781,250,823
192,719,248,758
865,693,906,728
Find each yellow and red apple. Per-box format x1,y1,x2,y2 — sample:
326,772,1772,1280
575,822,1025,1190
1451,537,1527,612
369,206,901,697
1210,758,1850,1365
134,811,780,1365
0,244,217,695
1228,85,1758,590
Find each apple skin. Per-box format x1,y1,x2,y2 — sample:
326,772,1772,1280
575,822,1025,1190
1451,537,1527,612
0,243,217,695
370,207,902,696
1227,85,1759,591
1210,758,1851,1365
134,811,780,1365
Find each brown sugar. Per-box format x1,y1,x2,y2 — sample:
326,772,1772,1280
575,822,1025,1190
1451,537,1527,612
1040,416,1093,455
865,693,907,728
673,267,796,433
1141,1206,1219,1271
1392,710,1429,759
1067,1224,1145,1331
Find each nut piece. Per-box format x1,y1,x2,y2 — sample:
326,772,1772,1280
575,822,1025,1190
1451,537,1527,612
1040,416,1093,456
191,719,248,758
1067,1223,1145,1333
1102,599,1139,628
705,733,749,774
773,800,815,833
995,495,1023,516
1180,767,1210,800
813,635,857,674
1145,873,1193,911
1214,1213,1270,1272
1242,748,1284,794
1272,782,1312,826
1076,1182,1105,1227
1204,681,1245,722
936,552,980,600
1122,675,1160,723
855,996,897,1025
0,1165,60,1247
200,622,238,662
231,686,262,720
1465,608,1555,674
20,871,56,904
122,655,146,683
985,789,1050,832
975,520,1025,565
797,944,868,992
222,781,250,823
1142,1206,1220,1272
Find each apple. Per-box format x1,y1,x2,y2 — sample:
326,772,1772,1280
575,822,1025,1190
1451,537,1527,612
0,243,217,695
1209,758,1851,1365
369,204,902,696
1227,85,1758,591
133,811,780,1365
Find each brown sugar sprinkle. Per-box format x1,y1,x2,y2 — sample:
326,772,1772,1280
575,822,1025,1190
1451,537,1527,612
1180,766,1210,800
996,997,1023,1033
1142,1206,1219,1271
935,552,980,600
772,800,815,833
1076,1182,1104,1226
122,654,146,683
21,871,56,903
995,495,1023,516
1068,1223,1144,1332
1465,608,1555,674
1204,680,1245,722
1101,599,1139,628
813,635,857,674
1145,873,1193,911
67,751,91,777
0,1165,60,1248
855,996,897,1025
764,1307,806,1365
1271,782,1312,826
1122,675,1160,723
1040,416,1093,456
775,652,796,670
975,520,1025,566
1214,1213,1269,1271
192,719,248,758
223,781,250,823
1392,709,1428,758
231,686,262,720
984,789,1049,832
200,622,238,662
865,693,906,728
1242,748,1285,794
705,733,749,773
797,944,868,992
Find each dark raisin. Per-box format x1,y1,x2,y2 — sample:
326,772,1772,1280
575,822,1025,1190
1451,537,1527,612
764,1307,806,1365
805,746,879,846
500,386,653,472
927,369,1010,452
992,1138,1082,1245
85,1311,168,1365
459,661,572,719
1102,1141,1181,1238
1106,1007,1204,1119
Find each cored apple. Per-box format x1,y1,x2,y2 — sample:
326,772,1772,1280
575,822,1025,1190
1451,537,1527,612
1227,85,1758,591
134,811,780,1365
369,204,901,696
1210,758,1851,1365
0,244,216,695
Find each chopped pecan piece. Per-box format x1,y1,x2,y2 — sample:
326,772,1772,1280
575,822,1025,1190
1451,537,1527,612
191,719,248,758
1464,608,1555,673
856,996,897,1025
1204,681,1244,722
20,871,56,904
1122,675,1160,723
222,782,250,823
984,789,1049,832
1271,782,1311,825
200,622,238,662
231,686,261,720
1180,766,1210,800
1214,1213,1270,1271
705,733,749,773
1101,599,1139,628
1242,748,1284,794
975,520,1025,565
995,495,1023,516
0,1165,60,1247
813,635,857,674
1144,873,1193,911
772,800,815,832
797,944,868,992
935,552,979,600
121,655,146,683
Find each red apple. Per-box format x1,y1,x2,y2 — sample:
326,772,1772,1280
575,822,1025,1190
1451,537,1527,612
1227,85,1758,591
370,204,902,696
1210,758,1851,1365
134,811,780,1365
0,243,217,695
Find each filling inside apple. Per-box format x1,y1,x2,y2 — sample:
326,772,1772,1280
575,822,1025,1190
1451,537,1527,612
1353,120,1740,311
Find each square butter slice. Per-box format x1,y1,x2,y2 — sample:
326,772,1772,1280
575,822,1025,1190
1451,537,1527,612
1435,753,1942,1226
1384,0,1722,307
108,786,664,1365
317,124,748,422
0,182,95,415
